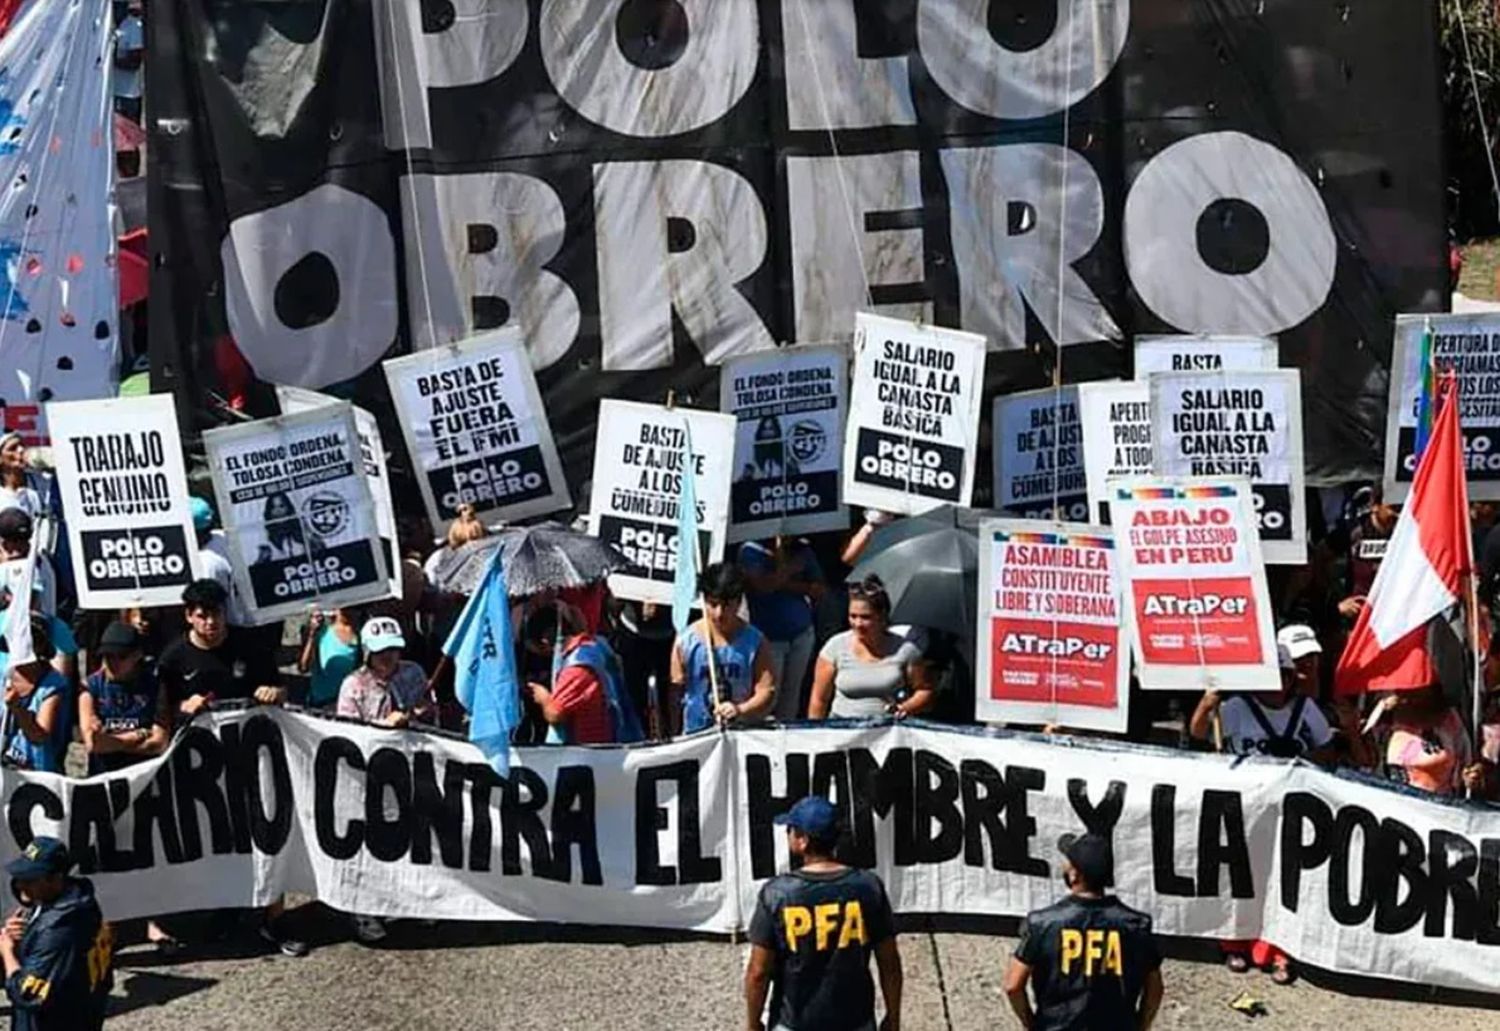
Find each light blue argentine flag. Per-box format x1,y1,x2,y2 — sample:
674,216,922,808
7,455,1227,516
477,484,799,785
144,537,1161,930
442,551,520,776
672,418,699,635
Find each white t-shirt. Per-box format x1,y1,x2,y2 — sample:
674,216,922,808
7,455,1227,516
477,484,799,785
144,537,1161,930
0,485,42,518
0,555,55,619
200,532,253,627
1220,695,1332,758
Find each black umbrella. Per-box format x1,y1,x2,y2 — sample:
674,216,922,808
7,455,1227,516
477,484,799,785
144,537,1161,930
427,523,630,596
847,505,992,642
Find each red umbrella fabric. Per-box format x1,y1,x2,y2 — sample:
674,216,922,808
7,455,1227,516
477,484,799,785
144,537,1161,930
114,113,145,152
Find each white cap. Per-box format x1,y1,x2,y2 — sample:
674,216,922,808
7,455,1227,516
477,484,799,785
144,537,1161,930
360,616,405,654
1276,624,1321,663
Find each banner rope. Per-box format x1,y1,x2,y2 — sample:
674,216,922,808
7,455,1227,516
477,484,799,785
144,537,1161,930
380,0,440,351
1046,0,1079,727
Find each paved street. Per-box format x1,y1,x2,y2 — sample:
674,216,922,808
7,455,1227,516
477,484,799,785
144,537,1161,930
89,906,1499,1030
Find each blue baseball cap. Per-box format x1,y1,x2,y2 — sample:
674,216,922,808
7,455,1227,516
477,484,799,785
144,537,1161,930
6,837,71,880
189,496,214,532
773,796,839,839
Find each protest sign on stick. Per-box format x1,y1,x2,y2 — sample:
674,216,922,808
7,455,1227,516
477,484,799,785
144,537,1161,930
1134,334,1278,376
720,344,847,542
1077,381,1151,525
1150,369,1305,564
843,313,986,515
276,386,402,599
46,395,201,608
991,386,1088,522
975,518,1129,732
1109,477,1277,690
1383,313,1500,502
588,400,736,605
204,405,390,624
383,329,570,534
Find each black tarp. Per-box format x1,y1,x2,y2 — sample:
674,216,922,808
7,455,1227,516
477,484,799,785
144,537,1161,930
150,0,1448,504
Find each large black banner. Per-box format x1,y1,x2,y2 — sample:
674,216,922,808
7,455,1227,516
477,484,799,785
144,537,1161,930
150,1,1446,494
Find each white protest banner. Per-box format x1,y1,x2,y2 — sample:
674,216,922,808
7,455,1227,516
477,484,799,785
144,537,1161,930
1150,369,1306,564
1384,313,1500,502
975,519,1128,733
45,395,200,608
588,400,736,605
203,405,390,624
991,387,1088,522
1077,381,1152,525
276,386,402,599
843,313,986,515
1109,477,1277,691
1134,334,1278,376
720,345,848,542
11,709,1500,997
382,330,571,533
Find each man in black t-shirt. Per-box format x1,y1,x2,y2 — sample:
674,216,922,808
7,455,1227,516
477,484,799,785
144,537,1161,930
153,579,308,958
156,579,284,714
746,796,902,1031
1004,833,1163,1031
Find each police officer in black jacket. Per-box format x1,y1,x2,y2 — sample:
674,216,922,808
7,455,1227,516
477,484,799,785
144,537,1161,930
1004,833,1163,1030
0,838,113,1031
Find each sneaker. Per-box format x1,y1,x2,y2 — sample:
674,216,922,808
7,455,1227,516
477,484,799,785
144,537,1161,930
352,916,387,944
259,920,310,958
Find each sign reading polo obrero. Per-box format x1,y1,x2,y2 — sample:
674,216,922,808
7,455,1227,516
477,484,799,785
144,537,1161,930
203,405,390,624
588,400,736,605
1383,312,1500,502
46,395,201,608
843,313,986,515
382,329,570,533
992,386,1087,522
720,344,848,542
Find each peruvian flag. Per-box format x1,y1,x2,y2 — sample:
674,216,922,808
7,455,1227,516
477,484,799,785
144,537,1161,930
1335,373,1472,694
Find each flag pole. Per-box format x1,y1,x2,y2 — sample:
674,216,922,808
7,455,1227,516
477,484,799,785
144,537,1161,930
1467,568,1485,748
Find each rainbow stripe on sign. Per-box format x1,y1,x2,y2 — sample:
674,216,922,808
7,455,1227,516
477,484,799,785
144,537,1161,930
994,530,1061,545
1114,484,1238,501
1066,535,1114,550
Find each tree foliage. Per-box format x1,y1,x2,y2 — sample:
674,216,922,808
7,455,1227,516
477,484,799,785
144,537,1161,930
1443,0,1500,237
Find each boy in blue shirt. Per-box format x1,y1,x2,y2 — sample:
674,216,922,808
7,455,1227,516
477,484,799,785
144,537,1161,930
79,621,171,776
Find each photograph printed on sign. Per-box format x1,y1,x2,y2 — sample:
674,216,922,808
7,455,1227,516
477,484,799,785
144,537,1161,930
204,405,390,624
45,395,202,609
1383,313,1500,502
720,344,848,543
843,312,986,515
587,400,736,605
1133,334,1278,376
991,386,1088,522
1107,477,1277,691
975,518,1129,733
1077,381,1151,526
382,329,571,534
1149,369,1306,564
276,386,402,599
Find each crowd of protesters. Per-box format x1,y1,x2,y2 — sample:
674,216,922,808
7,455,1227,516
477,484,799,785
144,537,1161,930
1,424,1499,985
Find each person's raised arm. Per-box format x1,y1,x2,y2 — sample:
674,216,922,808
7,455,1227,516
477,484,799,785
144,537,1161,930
808,656,836,719
728,637,777,722
667,637,687,736
297,609,323,674
874,937,903,1031
1188,690,1221,743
